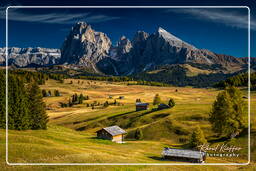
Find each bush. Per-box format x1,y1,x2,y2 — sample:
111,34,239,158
168,98,175,108
189,126,207,149
153,94,161,105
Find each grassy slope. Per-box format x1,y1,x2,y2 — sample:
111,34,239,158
0,79,255,170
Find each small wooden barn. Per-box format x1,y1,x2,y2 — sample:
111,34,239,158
162,147,206,163
136,102,149,111
96,126,126,143
158,103,170,110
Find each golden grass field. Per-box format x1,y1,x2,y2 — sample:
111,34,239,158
0,78,255,170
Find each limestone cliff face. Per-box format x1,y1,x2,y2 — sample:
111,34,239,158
0,47,60,67
60,22,111,72
3,22,249,75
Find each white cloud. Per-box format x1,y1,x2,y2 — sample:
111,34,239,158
0,8,120,24
166,8,256,31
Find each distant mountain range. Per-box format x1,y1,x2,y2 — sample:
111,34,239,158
0,47,60,67
0,22,255,83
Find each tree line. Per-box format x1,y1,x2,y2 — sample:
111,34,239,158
0,70,48,130
214,72,256,90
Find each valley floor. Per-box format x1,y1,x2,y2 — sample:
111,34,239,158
1,79,255,170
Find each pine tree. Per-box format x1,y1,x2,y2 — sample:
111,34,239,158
28,82,48,130
78,94,84,104
153,94,161,105
168,98,175,108
135,128,143,140
8,74,30,130
54,90,60,96
42,89,47,97
48,90,51,96
189,126,207,148
209,86,246,137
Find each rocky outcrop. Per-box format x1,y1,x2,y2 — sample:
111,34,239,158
60,22,111,72
0,47,60,67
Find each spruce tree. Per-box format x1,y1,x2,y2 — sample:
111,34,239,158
28,82,48,130
8,74,30,130
189,126,207,148
209,86,246,137
135,128,143,140
78,94,84,104
168,98,175,108
153,94,161,105
42,89,47,97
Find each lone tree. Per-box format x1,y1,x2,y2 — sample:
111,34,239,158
41,89,47,97
168,98,175,108
189,126,207,148
78,94,84,104
209,86,246,138
48,90,52,96
28,82,48,130
54,90,60,97
134,128,143,140
153,94,161,105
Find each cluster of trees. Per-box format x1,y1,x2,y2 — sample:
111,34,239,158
0,70,48,130
214,72,256,90
133,65,232,88
77,75,134,82
127,81,170,87
60,93,89,108
152,94,175,108
189,86,246,148
42,89,61,97
91,100,123,109
209,86,247,138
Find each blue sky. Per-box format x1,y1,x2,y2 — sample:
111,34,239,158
0,0,255,58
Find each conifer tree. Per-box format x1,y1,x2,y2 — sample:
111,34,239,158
54,90,60,96
135,128,143,140
8,74,30,130
209,86,246,137
153,94,161,105
28,82,48,130
42,89,47,97
78,94,84,104
168,98,175,108
189,126,207,148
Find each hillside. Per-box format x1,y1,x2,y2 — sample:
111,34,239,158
0,78,255,170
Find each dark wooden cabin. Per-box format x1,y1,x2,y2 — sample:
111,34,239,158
162,147,206,163
96,126,126,143
136,103,149,111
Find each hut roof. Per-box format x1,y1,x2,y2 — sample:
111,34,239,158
136,102,149,106
100,126,126,136
162,148,206,159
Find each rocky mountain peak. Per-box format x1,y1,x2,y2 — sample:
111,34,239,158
60,22,111,70
156,27,196,50
132,31,149,45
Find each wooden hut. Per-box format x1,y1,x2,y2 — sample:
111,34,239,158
162,147,206,163
136,103,149,111
96,126,126,143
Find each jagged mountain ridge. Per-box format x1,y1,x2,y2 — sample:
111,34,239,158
1,22,251,76
0,47,60,67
